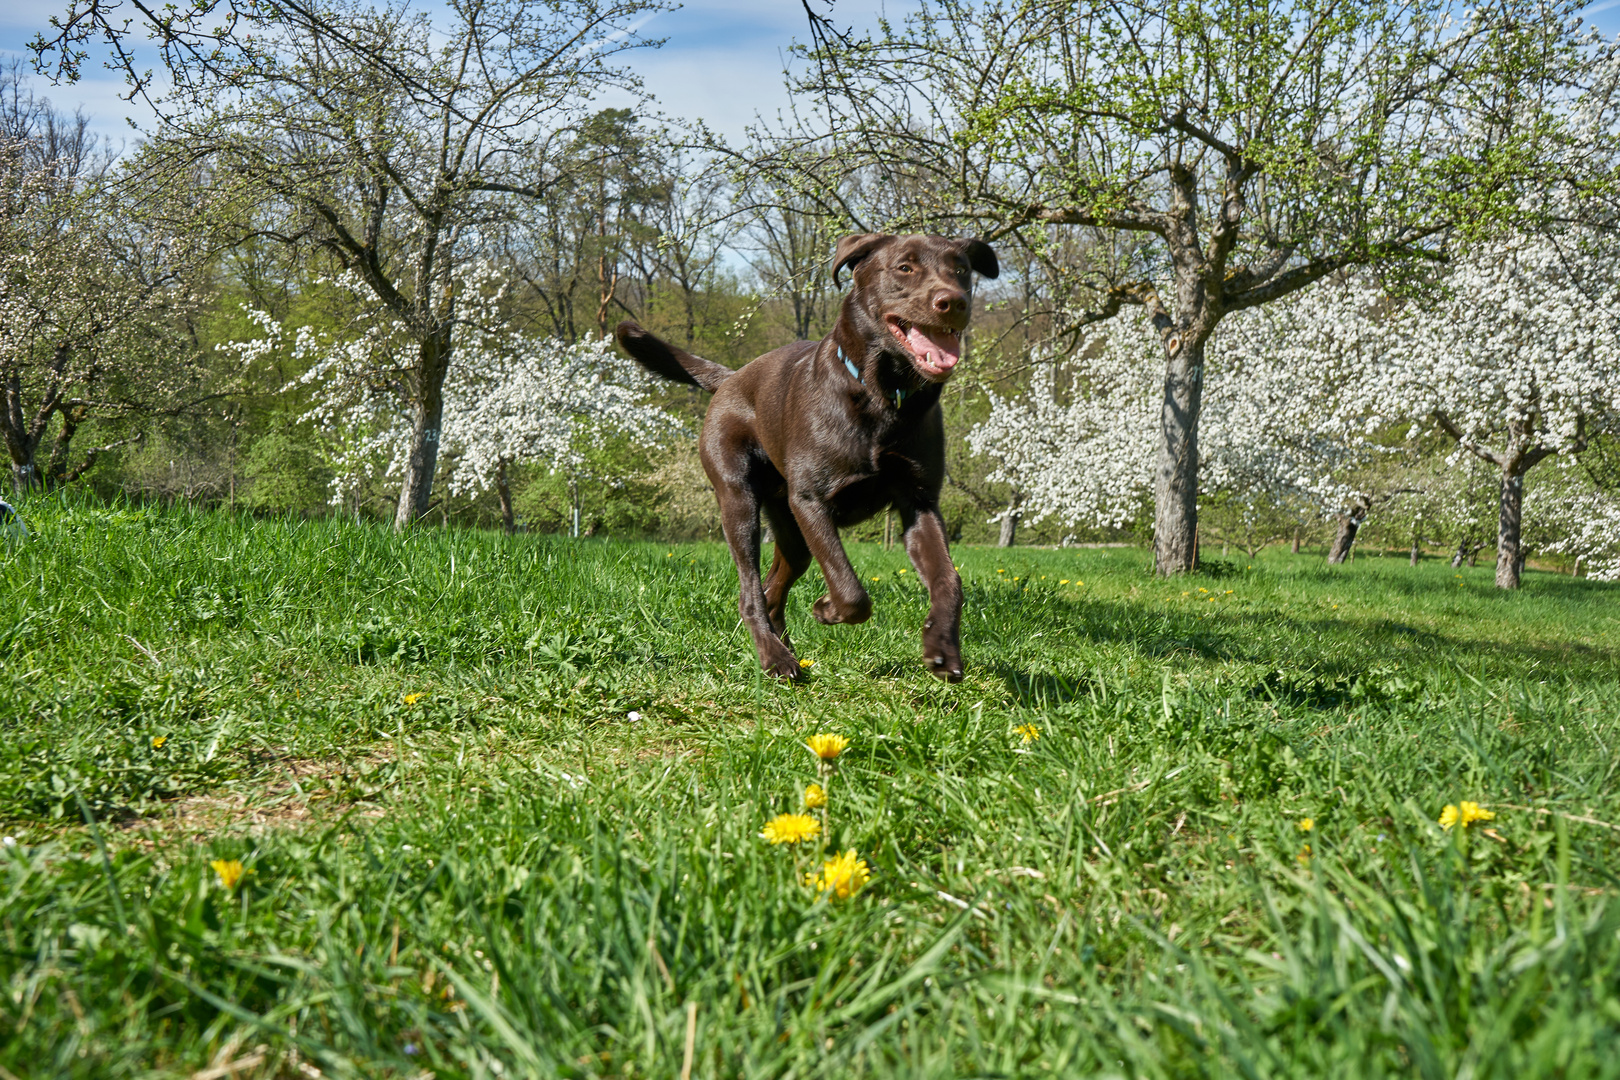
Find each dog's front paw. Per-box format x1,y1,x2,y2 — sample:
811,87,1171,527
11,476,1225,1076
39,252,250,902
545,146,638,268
927,652,965,683
758,639,806,682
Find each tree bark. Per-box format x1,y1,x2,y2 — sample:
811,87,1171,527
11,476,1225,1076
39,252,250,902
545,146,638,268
393,326,453,531
1327,515,1362,564
1496,470,1525,589
496,456,515,534
1291,528,1301,555
1410,521,1421,566
997,498,1020,548
1154,334,1204,575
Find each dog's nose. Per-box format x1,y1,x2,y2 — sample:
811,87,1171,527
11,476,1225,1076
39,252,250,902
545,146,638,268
932,290,967,316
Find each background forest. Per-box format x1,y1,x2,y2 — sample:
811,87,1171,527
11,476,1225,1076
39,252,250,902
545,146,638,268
6,0,1620,580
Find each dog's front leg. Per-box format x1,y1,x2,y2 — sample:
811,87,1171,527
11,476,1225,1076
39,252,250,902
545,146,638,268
788,491,872,626
900,504,964,682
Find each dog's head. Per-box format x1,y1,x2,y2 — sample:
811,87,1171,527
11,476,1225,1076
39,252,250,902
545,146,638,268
833,233,999,383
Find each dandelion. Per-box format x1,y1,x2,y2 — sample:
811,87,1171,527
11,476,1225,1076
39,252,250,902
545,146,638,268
1439,801,1495,830
898,569,908,574
806,733,849,761
211,859,245,890
1298,818,1314,832
1014,724,1040,743
667,552,674,557
760,813,821,845
403,693,423,705
808,850,871,899
1297,844,1312,865
1076,581,1083,586
799,658,815,669
871,576,880,582
151,735,167,749
804,783,827,809
1060,579,1070,585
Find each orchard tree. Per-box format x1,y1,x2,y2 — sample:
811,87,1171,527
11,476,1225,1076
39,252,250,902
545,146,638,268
0,72,208,493
229,265,681,530
45,0,668,529
781,0,1620,574
1338,225,1620,588
969,291,1375,545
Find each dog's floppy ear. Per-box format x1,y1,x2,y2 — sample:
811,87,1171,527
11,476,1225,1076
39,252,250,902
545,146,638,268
958,238,999,279
832,233,891,287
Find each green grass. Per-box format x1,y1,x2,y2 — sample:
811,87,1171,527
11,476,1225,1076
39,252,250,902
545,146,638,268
4,498,1620,1078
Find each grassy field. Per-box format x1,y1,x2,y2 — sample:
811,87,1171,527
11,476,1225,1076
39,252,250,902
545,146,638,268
4,499,1620,1079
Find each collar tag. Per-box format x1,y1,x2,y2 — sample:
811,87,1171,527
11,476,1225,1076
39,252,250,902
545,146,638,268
839,345,906,409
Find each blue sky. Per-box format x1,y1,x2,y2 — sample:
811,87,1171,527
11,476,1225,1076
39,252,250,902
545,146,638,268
5,1,1620,143
0,0,867,142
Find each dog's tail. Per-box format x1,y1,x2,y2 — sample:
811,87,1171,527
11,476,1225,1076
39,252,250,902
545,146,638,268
614,320,733,393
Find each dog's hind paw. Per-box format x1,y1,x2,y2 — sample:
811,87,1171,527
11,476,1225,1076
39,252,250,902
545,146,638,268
929,655,965,683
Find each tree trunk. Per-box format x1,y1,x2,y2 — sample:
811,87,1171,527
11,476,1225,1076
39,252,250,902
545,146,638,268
1291,528,1301,555
997,503,1020,548
393,327,453,531
1153,335,1204,576
1495,470,1525,589
1410,523,1421,566
43,404,84,487
496,456,515,534
1327,515,1361,564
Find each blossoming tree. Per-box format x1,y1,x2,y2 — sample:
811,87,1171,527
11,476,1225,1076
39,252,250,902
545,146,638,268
230,268,682,530
969,290,1372,546
1336,226,1620,588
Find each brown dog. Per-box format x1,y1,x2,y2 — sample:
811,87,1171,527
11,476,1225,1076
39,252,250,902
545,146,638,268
615,233,998,682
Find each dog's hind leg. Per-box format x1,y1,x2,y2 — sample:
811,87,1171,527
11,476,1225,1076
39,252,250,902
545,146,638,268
761,497,812,639
900,503,964,683
708,458,804,682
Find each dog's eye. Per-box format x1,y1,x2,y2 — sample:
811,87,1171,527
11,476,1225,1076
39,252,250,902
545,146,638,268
897,263,913,273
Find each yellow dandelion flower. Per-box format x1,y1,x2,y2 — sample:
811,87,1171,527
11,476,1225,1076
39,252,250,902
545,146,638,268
809,849,872,899
871,576,880,582
667,552,674,557
806,733,849,761
1060,579,1070,585
151,735,167,749
211,859,245,890
997,568,1006,573
760,813,821,845
1014,724,1040,743
804,783,827,809
1439,801,1495,830
799,658,815,669
1297,844,1312,865
403,693,423,705
1198,587,1208,593
898,568,908,574
1076,581,1083,586
1298,818,1314,832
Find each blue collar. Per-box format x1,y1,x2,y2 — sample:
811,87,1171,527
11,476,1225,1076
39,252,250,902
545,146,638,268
837,344,907,408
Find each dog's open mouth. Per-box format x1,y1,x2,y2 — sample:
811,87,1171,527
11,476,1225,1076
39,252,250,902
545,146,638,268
885,316,963,378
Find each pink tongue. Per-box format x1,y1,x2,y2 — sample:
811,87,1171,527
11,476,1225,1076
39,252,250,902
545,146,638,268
905,325,960,370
